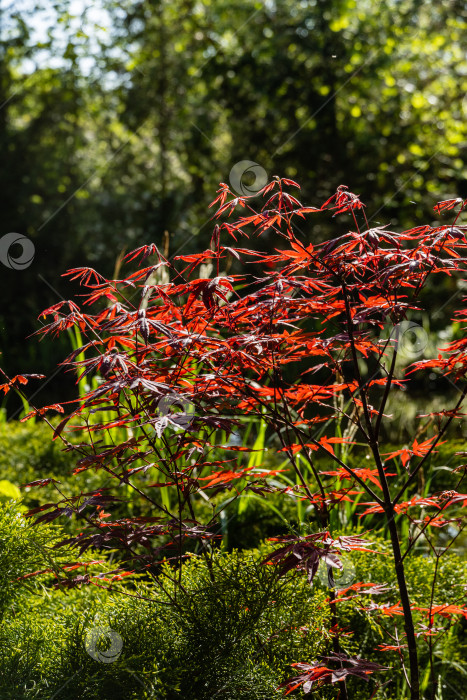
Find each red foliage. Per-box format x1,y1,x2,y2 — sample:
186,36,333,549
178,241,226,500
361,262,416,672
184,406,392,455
279,653,387,694
7,179,467,700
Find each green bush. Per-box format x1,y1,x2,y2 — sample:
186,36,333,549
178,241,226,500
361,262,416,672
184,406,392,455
0,503,332,699
0,501,70,620
1,500,465,699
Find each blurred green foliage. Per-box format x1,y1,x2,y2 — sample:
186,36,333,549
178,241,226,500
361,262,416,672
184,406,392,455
0,417,463,547
1,0,466,409
0,420,72,484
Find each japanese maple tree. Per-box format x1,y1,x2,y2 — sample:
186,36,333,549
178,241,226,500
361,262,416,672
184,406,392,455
5,179,467,699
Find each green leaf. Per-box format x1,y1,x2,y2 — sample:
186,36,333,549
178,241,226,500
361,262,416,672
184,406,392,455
0,480,21,501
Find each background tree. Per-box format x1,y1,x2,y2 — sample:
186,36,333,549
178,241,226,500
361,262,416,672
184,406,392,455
0,0,466,411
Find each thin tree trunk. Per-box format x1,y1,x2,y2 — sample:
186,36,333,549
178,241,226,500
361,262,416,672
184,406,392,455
386,507,420,699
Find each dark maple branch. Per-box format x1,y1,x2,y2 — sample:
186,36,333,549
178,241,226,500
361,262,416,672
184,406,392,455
374,340,398,440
